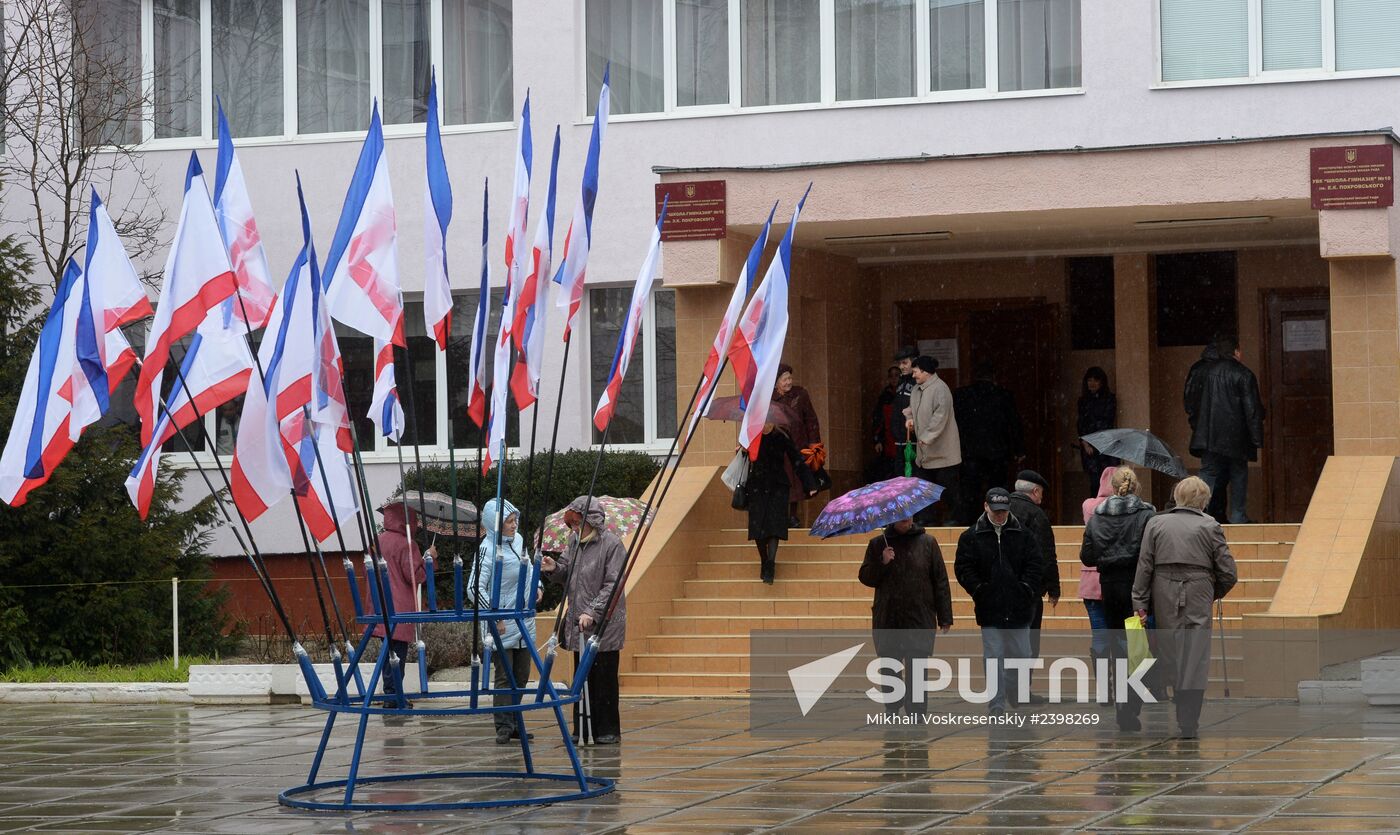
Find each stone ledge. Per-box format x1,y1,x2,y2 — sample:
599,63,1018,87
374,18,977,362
1298,679,1367,705
0,682,191,704
1362,656,1400,706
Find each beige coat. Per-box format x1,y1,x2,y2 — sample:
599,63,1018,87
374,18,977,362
1132,506,1238,692
907,374,961,469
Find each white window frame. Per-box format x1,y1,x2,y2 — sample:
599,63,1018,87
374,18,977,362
116,0,513,153
583,287,677,451
580,0,1083,124
1153,0,1400,89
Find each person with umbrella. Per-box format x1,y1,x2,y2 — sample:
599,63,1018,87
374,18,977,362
540,496,628,744
372,499,433,706
1075,367,1118,496
858,511,953,717
742,407,819,585
474,498,537,745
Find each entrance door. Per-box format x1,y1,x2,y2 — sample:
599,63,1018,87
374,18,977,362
898,299,1060,520
1262,289,1332,522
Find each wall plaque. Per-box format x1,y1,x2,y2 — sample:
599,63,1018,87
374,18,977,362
655,180,726,241
1310,146,1394,210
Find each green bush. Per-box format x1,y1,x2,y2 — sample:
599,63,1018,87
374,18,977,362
0,237,237,669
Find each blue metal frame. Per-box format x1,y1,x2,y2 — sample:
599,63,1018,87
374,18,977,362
278,548,613,811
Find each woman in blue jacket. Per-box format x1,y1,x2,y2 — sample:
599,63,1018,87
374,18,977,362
475,498,537,744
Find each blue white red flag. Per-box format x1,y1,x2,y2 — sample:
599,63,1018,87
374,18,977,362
232,178,358,540
214,100,277,330
728,186,810,460
484,96,532,471
553,66,609,340
593,197,667,433
422,71,454,351
509,126,560,410
125,303,253,518
70,190,154,440
0,260,83,506
465,179,490,428
134,152,239,450
687,201,778,442
322,103,404,442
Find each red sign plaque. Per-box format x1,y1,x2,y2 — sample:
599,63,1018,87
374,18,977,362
1310,146,1394,210
655,180,726,241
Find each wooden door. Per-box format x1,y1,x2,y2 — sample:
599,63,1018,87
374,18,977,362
1262,289,1332,522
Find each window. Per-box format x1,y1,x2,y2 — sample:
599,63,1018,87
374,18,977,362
588,288,678,445
591,0,1077,118
443,0,513,125
997,0,1080,91
1067,257,1114,351
393,302,438,446
741,0,821,106
446,291,520,450
1155,252,1238,348
930,0,985,91
676,0,730,106
88,0,513,146
836,0,916,101
212,0,285,137
586,0,665,115
1160,0,1400,83
382,0,431,124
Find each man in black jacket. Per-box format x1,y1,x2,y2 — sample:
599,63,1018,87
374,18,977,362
1184,334,1264,524
954,362,1024,526
1009,469,1058,704
954,488,1043,715
879,346,919,480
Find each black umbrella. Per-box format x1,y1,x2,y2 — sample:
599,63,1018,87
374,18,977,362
1080,428,1188,479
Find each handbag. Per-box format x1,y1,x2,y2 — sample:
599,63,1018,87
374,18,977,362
730,455,751,511
1124,615,1154,677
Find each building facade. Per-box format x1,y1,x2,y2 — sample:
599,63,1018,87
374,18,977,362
5,0,1400,560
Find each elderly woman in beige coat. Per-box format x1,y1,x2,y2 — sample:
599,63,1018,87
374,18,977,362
904,355,961,524
1132,477,1237,738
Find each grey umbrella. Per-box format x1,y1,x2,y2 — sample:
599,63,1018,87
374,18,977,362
1080,428,1188,479
380,490,480,539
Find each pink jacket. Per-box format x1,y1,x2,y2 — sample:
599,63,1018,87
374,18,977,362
372,504,427,643
1078,468,1117,601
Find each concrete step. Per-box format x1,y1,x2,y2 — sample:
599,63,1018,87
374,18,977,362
692,557,1290,582
630,650,1248,676
666,596,1274,619
700,541,1294,563
699,525,1299,547
654,613,1253,634
677,577,1281,600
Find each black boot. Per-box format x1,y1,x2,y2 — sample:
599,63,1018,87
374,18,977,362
1175,689,1204,738
760,540,776,584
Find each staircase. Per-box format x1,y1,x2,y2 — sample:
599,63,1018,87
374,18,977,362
617,524,1298,696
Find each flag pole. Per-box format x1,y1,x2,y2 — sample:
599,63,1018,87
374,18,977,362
136,359,299,645
534,333,572,553
397,343,433,553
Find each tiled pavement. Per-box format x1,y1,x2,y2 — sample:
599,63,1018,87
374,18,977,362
2,699,1400,833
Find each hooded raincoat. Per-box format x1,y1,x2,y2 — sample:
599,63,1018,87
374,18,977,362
372,503,427,644
475,498,536,650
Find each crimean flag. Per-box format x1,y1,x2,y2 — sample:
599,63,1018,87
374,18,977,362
728,186,810,460
322,103,405,442
214,100,277,329
509,126,561,410
686,201,778,442
593,197,667,433
553,66,609,340
134,151,239,450
423,70,454,350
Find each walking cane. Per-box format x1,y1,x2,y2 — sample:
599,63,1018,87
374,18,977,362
1216,598,1230,698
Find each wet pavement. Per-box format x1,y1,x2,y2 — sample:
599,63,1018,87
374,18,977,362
2,699,1400,832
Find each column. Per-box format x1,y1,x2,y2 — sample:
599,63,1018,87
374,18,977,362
1113,253,1154,496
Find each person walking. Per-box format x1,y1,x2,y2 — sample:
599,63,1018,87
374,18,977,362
372,500,431,706
1184,334,1264,524
883,346,918,479
954,361,1025,525
1075,367,1118,496
859,513,954,716
540,496,629,744
1009,469,1058,703
742,413,819,584
1078,466,1155,731
774,363,823,525
1133,476,1238,739
905,355,961,525
1080,466,1117,693
475,498,537,745
954,488,1043,716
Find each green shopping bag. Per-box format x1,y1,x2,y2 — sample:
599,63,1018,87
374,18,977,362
1125,615,1153,676
904,441,914,477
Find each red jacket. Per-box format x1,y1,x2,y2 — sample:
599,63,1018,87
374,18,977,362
371,504,426,644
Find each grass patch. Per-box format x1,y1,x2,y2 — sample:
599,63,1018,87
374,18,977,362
0,656,214,683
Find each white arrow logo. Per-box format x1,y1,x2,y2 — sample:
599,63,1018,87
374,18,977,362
787,643,865,716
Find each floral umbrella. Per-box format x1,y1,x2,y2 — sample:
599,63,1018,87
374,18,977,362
808,477,944,539
536,496,650,553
